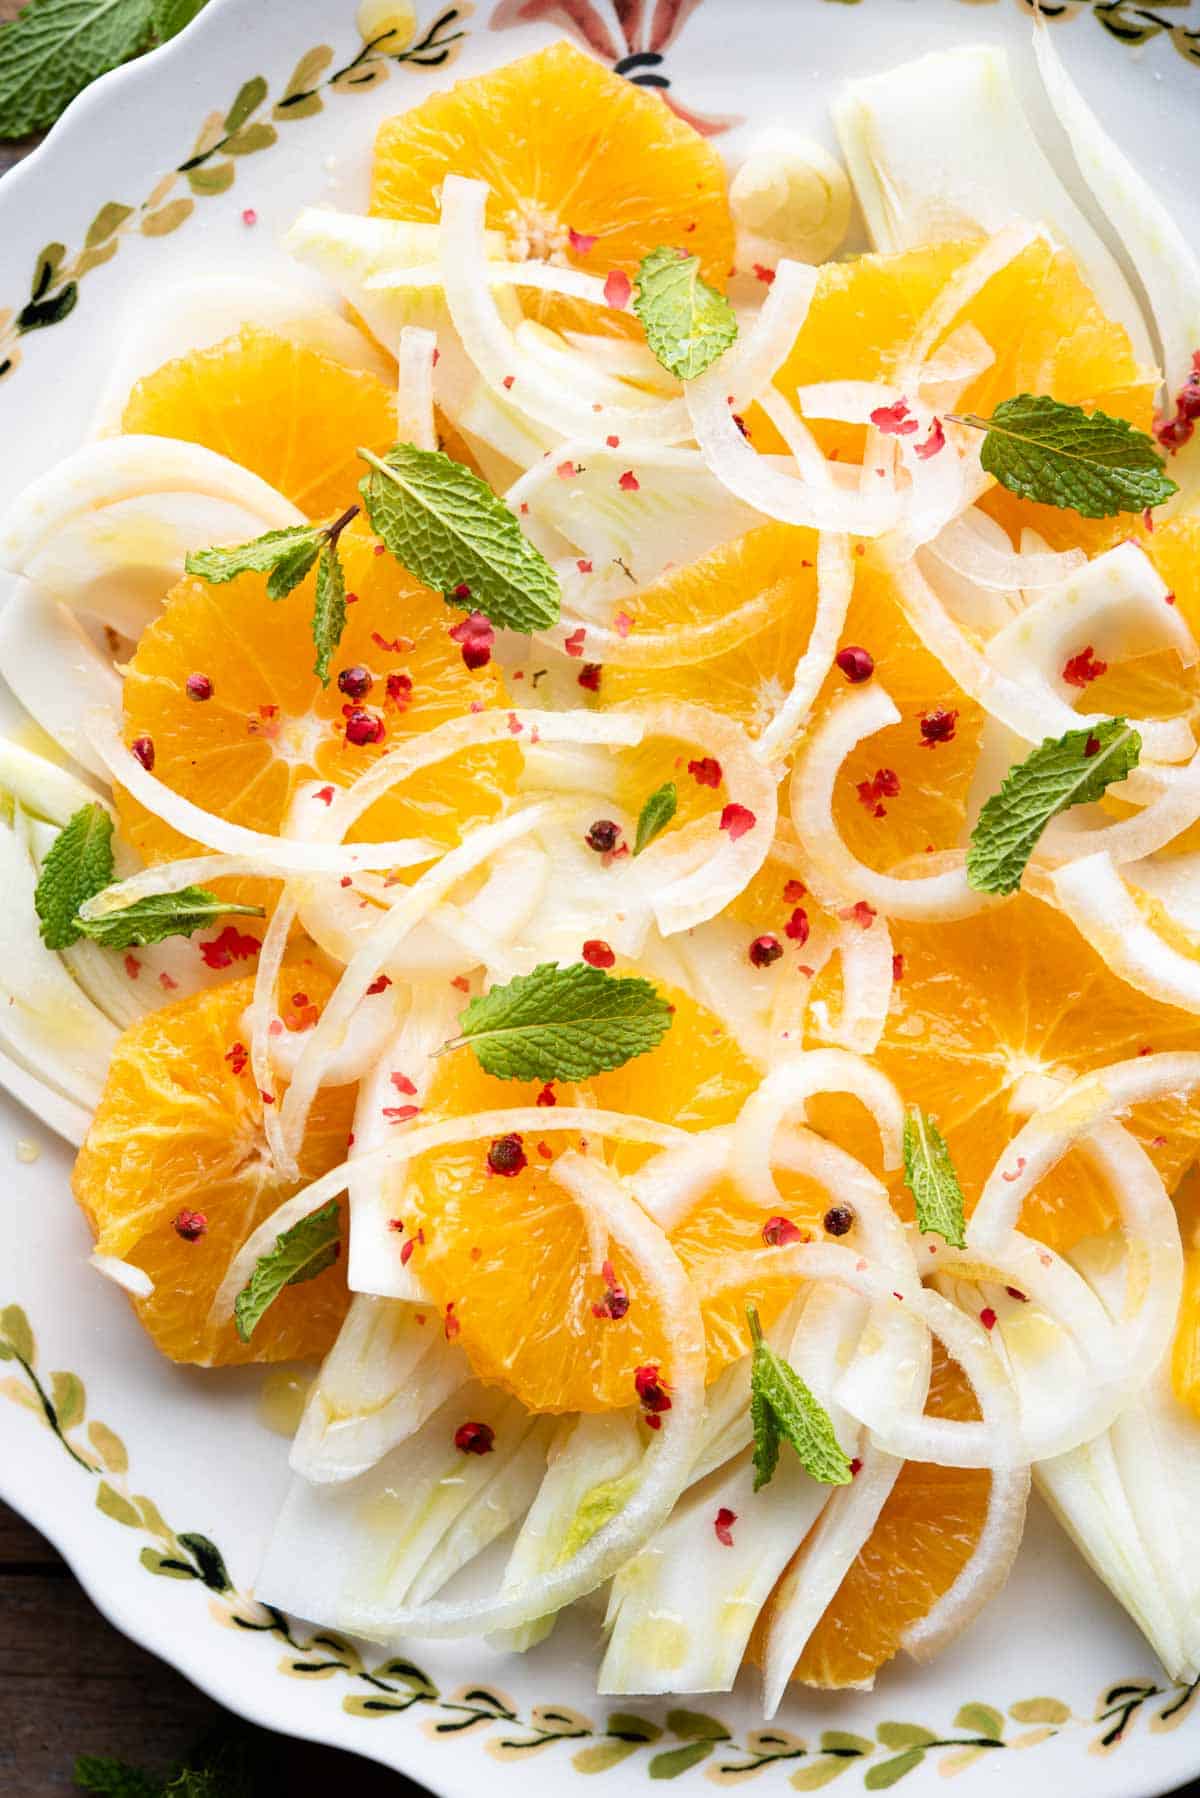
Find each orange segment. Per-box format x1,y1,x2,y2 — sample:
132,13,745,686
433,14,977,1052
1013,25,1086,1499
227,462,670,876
72,965,355,1366
121,326,397,520
118,520,519,909
790,1343,990,1688
402,988,829,1412
370,41,733,337
807,893,1200,1251
1172,1165,1200,1417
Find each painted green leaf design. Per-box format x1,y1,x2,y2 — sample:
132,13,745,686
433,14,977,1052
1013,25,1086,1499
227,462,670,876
279,44,333,101
791,1762,850,1792
133,1493,173,1540
274,89,323,120
177,1530,231,1591
187,161,234,196
606,1713,663,1744
371,1657,438,1697
649,1741,716,1778
1008,1698,1071,1726
954,1702,1005,1739
96,1480,142,1527
88,1419,128,1473
1,1304,34,1364
574,1741,637,1774
875,1724,938,1750
864,1748,927,1790
226,121,276,155
140,198,194,237
664,1709,732,1742
820,1731,874,1756
344,1693,421,1718
223,74,267,133
139,1546,197,1581
86,202,134,247
50,1370,85,1431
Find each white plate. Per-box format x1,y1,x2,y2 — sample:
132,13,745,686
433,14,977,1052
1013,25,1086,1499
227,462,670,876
2,2,1199,1792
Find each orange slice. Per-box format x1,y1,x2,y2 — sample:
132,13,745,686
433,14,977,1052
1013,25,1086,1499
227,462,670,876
790,1342,990,1688
402,987,831,1413
72,964,355,1365
1172,1165,1200,1418
807,892,1200,1251
118,519,519,910
121,326,398,521
370,41,733,337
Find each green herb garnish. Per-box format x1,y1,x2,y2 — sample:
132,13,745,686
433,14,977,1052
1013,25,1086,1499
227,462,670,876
633,781,677,855
748,1305,853,1491
902,1106,966,1248
950,395,1177,519
75,887,263,950
34,801,114,949
633,246,737,381
233,1199,341,1343
441,961,673,1083
966,717,1141,895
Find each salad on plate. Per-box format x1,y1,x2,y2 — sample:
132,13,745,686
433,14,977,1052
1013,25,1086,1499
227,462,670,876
4,23,1200,1707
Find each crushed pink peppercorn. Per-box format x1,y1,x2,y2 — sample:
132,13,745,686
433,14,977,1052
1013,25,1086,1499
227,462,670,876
714,1506,737,1545
582,939,615,969
454,1420,495,1455
835,645,874,684
487,1133,527,1177
749,934,783,968
173,1209,207,1241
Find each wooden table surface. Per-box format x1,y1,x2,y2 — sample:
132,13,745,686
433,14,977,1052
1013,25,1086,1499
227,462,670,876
0,5,425,1789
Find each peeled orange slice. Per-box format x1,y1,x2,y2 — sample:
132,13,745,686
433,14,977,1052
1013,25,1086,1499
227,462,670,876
121,326,398,521
790,1343,990,1688
808,892,1200,1251
370,41,733,337
72,965,355,1365
118,519,519,908
401,987,830,1413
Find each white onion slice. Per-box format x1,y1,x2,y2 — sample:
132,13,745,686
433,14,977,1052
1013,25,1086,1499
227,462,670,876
0,437,301,574
396,325,437,453
902,1454,1029,1662
732,1051,906,1207
789,684,991,920
0,1039,91,1145
278,804,553,1163
367,257,610,307
248,888,298,1177
0,736,107,827
1036,752,1200,869
1051,852,1200,1014
629,702,777,935
0,581,124,779
930,511,1086,592
806,912,896,1056
89,1253,154,1299
890,555,1196,765
439,176,690,449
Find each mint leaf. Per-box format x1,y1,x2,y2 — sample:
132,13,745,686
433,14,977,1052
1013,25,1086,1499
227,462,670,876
358,443,560,634
902,1107,966,1248
73,1755,160,1798
952,395,1177,519
234,1199,341,1342
633,781,677,855
185,524,322,591
34,802,114,949
0,0,154,139
747,1306,852,1491
443,961,672,1082
76,887,263,949
633,246,737,381
966,717,1141,895
151,0,206,40
312,539,347,683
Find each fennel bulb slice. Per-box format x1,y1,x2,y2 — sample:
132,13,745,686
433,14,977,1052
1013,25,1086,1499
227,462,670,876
257,1383,551,1628
833,45,1152,369
490,1410,644,1655
290,1296,469,1485
599,1287,861,1695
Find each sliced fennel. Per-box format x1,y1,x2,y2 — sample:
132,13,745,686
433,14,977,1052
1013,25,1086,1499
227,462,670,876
833,45,1152,369
257,1383,553,1626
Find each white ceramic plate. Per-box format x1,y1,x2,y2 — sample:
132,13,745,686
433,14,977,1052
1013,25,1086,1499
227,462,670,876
3,2,1200,1792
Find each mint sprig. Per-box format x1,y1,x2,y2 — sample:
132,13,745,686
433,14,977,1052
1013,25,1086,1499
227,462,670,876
902,1107,966,1248
633,781,677,855
633,246,737,381
34,802,114,949
185,504,358,683
747,1305,853,1490
359,443,561,634
966,717,1141,895
951,395,1177,519
234,1199,341,1343
76,887,263,950
441,961,672,1082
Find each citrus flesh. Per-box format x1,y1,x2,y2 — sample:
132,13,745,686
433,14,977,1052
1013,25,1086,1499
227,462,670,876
122,326,398,521
370,40,734,339
72,966,356,1366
